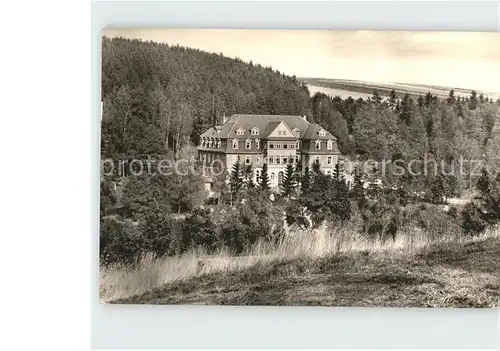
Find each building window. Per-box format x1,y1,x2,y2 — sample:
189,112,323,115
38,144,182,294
255,170,261,181
315,140,321,150
284,144,288,149
315,156,321,165
276,144,282,149
327,156,332,165
327,140,333,150
236,128,244,136
251,128,259,136
269,156,274,164
270,173,275,182
276,157,281,164
256,155,260,164
296,141,300,150
245,139,251,150
295,155,299,164
217,139,221,148
289,144,295,149
255,139,260,149
232,139,238,149
283,157,288,164
269,143,274,149
318,129,326,137
245,156,251,165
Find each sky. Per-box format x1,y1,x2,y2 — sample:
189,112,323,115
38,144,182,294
102,29,500,94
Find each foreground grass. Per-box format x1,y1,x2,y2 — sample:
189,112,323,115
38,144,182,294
104,228,499,307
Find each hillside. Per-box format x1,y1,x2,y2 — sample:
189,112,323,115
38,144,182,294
113,233,500,307
101,37,311,160
302,77,500,101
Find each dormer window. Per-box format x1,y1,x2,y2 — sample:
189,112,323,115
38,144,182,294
232,139,238,150
255,138,260,149
318,129,326,137
217,139,221,148
315,140,321,150
236,128,245,136
327,140,333,150
245,139,252,150
208,139,213,148
200,139,205,147
250,127,260,136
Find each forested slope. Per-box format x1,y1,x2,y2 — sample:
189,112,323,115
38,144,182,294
101,36,311,160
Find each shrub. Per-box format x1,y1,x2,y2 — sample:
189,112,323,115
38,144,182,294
141,212,182,257
121,174,171,221
405,203,461,238
461,202,486,235
182,208,220,252
100,218,143,266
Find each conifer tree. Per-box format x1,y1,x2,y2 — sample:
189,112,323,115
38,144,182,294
280,162,296,198
300,166,311,195
447,89,456,104
229,161,243,204
245,164,255,189
312,161,322,179
476,168,490,195
259,163,270,190
351,167,367,211
332,160,346,182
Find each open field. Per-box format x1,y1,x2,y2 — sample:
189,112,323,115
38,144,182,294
303,78,500,100
103,227,500,307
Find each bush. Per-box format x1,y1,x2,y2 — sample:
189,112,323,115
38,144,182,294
141,212,183,257
100,218,143,266
461,202,487,235
182,208,220,252
405,203,461,238
460,170,500,235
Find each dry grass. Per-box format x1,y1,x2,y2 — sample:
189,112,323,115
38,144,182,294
100,224,488,303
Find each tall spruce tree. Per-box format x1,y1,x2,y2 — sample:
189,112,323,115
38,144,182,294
259,163,270,190
280,162,296,198
229,161,243,204
245,164,255,189
332,160,346,182
301,166,311,195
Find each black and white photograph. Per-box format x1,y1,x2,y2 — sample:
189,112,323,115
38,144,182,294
99,29,500,307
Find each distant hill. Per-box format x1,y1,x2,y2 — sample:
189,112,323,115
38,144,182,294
301,77,500,101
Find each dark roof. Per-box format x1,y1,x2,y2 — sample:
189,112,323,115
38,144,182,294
262,121,282,138
202,114,336,140
303,123,335,140
200,127,218,138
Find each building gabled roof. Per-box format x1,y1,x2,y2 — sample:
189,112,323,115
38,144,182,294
302,123,336,140
200,127,220,138
262,121,282,138
213,114,337,140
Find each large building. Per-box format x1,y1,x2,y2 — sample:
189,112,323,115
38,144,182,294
197,114,344,188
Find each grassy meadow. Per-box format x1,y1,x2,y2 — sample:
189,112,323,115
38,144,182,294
101,225,499,307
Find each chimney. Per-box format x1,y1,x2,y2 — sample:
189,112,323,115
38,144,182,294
302,115,307,122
